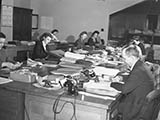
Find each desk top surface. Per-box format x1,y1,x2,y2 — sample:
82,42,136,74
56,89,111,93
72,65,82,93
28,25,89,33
0,80,118,109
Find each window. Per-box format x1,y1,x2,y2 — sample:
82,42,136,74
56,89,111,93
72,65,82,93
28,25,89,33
146,15,158,31
32,14,38,29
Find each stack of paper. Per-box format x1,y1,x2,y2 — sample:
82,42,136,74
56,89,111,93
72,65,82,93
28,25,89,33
59,62,84,69
51,68,80,76
93,66,120,77
0,77,13,84
64,51,86,60
79,91,116,100
83,81,121,97
42,64,58,68
74,49,88,54
60,57,77,63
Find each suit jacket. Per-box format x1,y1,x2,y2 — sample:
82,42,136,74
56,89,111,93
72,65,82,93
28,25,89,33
0,48,7,68
111,60,154,120
32,41,48,59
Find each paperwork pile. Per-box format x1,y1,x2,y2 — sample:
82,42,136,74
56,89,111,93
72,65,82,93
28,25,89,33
59,62,84,69
60,57,77,63
64,51,86,60
93,66,120,77
83,81,121,97
10,69,37,83
0,77,13,84
51,67,81,76
60,52,86,63
60,52,85,63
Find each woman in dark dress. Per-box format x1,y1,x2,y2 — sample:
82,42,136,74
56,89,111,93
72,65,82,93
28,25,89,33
74,31,88,49
32,32,53,60
86,30,102,49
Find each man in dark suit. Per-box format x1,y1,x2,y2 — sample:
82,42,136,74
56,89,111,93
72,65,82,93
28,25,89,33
111,45,154,120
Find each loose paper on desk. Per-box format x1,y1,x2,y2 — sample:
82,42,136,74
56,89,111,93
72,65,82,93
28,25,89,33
79,91,116,100
59,62,84,69
60,57,77,63
93,66,120,76
83,81,121,97
42,64,57,68
51,68,80,76
0,77,13,84
64,51,85,60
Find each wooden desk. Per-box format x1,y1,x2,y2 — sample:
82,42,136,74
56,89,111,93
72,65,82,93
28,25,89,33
5,45,34,62
0,81,120,120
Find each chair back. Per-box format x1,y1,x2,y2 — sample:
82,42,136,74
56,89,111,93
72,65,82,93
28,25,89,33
139,89,160,120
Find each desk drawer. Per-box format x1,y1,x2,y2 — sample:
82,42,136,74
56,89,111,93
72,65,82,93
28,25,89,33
0,88,25,120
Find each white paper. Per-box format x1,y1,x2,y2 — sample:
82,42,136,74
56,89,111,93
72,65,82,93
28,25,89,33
0,77,13,84
60,57,77,63
59,62,83,69
93,66,120,76
42,64,58,68
79,91,116,100
64,51,86,60
83,81,121,96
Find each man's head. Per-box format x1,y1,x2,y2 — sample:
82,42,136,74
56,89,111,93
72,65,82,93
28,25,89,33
122,45,141,67
0,32,6,50
40,32,53,45
51,29,59,35
132,35,140,45
133,39,140,45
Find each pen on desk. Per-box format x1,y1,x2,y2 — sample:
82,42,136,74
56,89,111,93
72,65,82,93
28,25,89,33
59,81,63,88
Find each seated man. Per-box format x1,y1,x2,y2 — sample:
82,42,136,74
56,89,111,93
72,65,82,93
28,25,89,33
111,45,154,120
0,32,22,69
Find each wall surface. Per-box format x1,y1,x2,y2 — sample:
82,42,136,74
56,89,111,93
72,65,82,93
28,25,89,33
1,0,144,42
14,0,30,9
108,0,144,14
30,0,144,43
31,0,109,42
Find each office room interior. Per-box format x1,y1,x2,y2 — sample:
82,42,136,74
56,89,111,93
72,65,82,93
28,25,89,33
1,0,160,120
1,0,147,42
